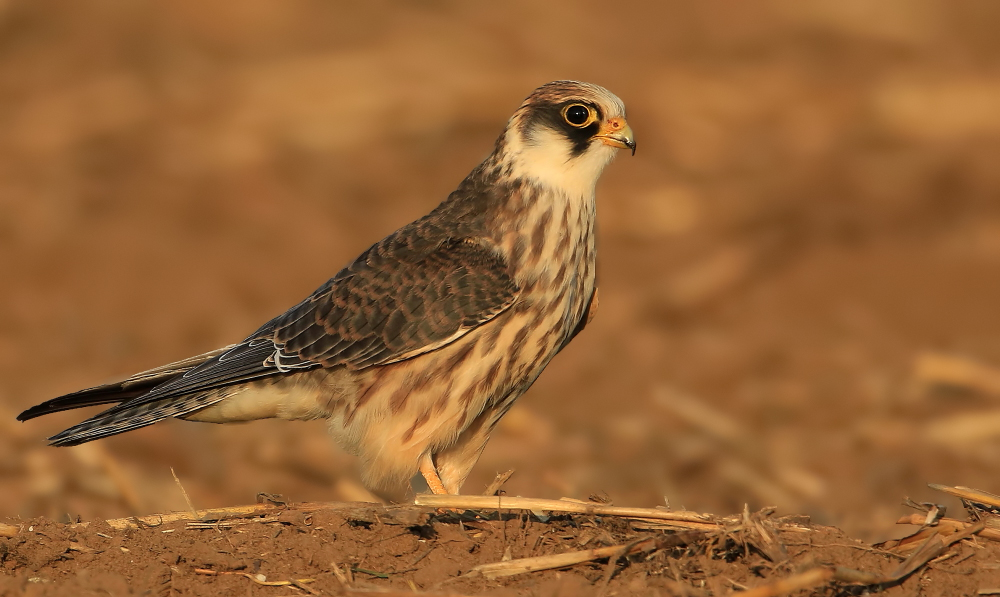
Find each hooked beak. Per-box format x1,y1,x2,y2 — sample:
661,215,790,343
596,117,636,155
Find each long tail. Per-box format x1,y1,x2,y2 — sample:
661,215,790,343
45,390,231,447
17,344,238,425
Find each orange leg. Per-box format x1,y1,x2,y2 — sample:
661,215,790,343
418,452,448,495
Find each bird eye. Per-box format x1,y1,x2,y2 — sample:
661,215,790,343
563,104,593,127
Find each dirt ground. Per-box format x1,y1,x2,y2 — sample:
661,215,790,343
3,0,1000,594
2,495,1000,597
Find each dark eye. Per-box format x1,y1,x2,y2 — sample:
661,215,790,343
563,104,592,127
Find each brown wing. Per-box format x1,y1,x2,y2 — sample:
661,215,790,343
35,234,518,446
274,237,520,370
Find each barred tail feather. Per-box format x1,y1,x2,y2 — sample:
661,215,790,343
47,390,232,447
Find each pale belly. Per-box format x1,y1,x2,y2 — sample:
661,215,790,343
325,276,594,488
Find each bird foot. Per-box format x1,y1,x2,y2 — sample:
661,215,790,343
418,452,449,495
417,453,463,513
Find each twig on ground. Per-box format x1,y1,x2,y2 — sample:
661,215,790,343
194,568,317,588
352,566,390,579
469,533,700,580
889,515,999,549
410,547,435,567
67,541,96,553
929,484,1000,510
170,467,197,518
598,538,645,595
288,578,321,595
330,562,350,587
186,515,281,529
72,500,426,531
471,543,632,580
414,494,718,530
482,470,515,496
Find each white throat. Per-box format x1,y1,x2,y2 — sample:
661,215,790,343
505,127,618,201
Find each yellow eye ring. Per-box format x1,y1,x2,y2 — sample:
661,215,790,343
562,103,596,128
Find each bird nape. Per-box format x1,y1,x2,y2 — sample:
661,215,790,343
18,80,635,496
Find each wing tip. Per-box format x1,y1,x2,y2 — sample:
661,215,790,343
47,436,83,447
47,424,110,447
17,405,47,422
46,426,85,446
16,385,154,424
17,400,111,423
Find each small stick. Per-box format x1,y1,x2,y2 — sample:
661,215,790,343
245,574,316,588
289,578,321,595
0,523,19,538
331,563,350,587
72,500,413,531
929,484,1000,509
67,541,96,553
471,543,634,579
482,470,515,496
170,467,198,518
893,515,1000,543
414,495,716,526
469,533,698,580
410,547,435,567
186,515,281,529
599,539,644,594
194,568,317,587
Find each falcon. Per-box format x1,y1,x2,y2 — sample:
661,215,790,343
18,81,635,495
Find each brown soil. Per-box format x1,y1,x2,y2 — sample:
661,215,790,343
4,0,1000,594
2,499,999,597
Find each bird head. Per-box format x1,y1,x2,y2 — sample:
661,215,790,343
500,81,634,198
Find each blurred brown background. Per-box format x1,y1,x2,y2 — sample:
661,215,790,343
2,0,1000,540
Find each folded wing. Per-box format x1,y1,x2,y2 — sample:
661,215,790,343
21,234,519,446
